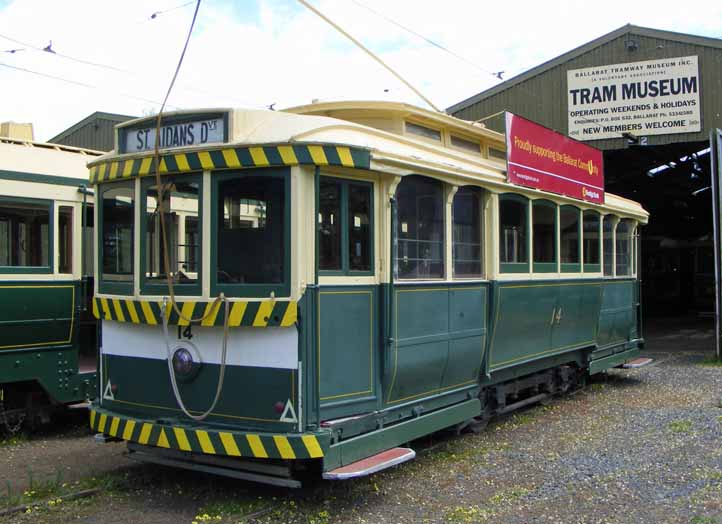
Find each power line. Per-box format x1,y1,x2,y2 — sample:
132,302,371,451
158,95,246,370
347,0,503,81
150,1,195,20
0,61,176,108
0,32,263,108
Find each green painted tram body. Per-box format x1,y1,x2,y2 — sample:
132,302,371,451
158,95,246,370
0,140,101,425
89,104,647,480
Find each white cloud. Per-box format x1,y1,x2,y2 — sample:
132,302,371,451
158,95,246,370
0,0,720,141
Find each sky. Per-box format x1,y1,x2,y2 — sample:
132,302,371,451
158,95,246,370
1,0,721,142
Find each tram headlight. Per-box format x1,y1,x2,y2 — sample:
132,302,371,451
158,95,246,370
172,347,195,376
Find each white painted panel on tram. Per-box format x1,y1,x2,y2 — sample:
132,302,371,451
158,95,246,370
102,320,298,369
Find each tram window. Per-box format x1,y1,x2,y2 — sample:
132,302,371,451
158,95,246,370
560,206,580,270
532,200,556,270
396,175,444,279
616,219,634,276
583,211,600,270
603,216,615,276
0,199,50,270
319,179,342,271
83,204,94,277
59,206,73,273
318,178,373,274
450,135,481,155
143,176,200,290
405,121,441,142
185,216,199,273
499,194,528,268
215,171,288,295
101,182,134,287
348,183,371,272
452,186,482,278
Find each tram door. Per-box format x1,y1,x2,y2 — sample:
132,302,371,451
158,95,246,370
316,177,380,420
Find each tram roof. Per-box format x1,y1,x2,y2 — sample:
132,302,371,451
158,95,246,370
1,136,102,183
91,102,648,221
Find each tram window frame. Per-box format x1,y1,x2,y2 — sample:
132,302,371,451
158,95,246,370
395,175,445,280
603,215,616,277
0,196,53,274
140,173,203,296
615,219,634,277
583,210,601,273
452,186,483,278
211,168,291,298
58,205,73,274
98,180,135,295
318,176,374,276
499,193,529,273
532,199,557,273
560,205,581,273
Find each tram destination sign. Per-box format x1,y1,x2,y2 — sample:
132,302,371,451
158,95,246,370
120,114,227,154
505,112,604,204
567,55,701,141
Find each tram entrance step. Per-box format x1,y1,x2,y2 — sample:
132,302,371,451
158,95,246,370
323,447,415,480
621,357,653,369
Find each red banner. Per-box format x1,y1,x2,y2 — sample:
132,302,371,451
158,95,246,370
505,113,604,204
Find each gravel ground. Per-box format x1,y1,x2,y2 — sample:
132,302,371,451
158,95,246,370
2,318,721,524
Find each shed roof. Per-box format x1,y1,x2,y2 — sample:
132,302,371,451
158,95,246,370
49,111,136,144
447,24,722,114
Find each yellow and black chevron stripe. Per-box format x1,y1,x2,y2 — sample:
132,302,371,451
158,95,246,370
89,409,325,460
88,143,371,184
92,296,297,328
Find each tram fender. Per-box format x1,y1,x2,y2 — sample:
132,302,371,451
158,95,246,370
323,398,480,471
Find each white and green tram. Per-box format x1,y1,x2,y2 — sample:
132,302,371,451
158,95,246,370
89,102,647,486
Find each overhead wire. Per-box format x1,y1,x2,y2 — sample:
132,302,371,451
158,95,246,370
297,0,441,112
0,31,263,108
0,61,175,107
347,0,503,81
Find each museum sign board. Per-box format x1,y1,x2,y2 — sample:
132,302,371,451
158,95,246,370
567,55,701,141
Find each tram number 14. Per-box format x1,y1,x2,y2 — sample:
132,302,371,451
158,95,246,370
177,325,193,340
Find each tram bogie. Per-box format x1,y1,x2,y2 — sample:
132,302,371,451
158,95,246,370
88,102,647,484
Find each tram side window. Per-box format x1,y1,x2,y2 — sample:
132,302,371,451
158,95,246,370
143,176,200,290
583,210,601,270
560,205,580,270
532,200,556,271
499,194,528,269
83,204,94,277
216,172,288,295
396,175,444,279
319,179,341,271
59,206,73,273
452,186,483,278
0,200,50,270
318,177,373,274
101,183,134,287
603,215,615,276
616,219,634,276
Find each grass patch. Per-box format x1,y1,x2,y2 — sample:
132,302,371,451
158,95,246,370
1,471,121,511
488,486,531,505
668,420,693,433
444,505,492,523
698,358,722,367
690,516,718,524
194,497,272,523
0,433,27,448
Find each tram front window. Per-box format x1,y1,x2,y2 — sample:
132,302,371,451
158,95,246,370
216,173,286,291
101,183,134,284
144,176,200,286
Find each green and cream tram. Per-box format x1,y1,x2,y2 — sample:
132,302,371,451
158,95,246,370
0,136,99,431
89,102,647,485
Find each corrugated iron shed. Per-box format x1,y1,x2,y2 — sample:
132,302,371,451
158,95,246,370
448,24,722,151
50,111,135,152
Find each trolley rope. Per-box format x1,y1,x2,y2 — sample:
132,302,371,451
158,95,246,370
147,0,232,421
